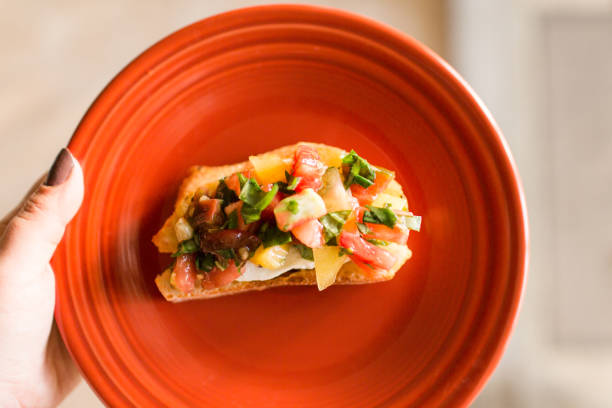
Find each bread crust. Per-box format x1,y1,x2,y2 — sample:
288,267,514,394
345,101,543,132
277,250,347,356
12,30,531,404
152,143,411,302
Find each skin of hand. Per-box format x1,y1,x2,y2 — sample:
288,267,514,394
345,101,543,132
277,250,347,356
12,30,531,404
0,148,84,407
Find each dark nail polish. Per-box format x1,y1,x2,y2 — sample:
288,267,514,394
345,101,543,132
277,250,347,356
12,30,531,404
45,148,74,186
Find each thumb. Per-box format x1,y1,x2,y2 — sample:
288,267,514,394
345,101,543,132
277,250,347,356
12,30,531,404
0,148,84,268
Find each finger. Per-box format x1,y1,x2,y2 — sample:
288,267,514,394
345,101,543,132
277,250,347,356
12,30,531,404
0,148,84,270
0,175,46,234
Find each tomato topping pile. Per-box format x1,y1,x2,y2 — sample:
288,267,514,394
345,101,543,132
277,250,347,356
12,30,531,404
166,145,419,294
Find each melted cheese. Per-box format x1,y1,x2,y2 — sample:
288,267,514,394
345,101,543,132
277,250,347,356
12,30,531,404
236,246,315,282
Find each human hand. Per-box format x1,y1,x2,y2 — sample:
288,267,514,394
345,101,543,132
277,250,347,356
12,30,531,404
0,148,84,407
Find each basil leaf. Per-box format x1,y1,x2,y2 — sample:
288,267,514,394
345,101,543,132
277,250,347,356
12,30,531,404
342,150,376,188
226,210,238,229
215,179,238,207
285,171,301,190
238,173,248,189
319,210,351,243
352,174,374,188
363,205,397,228
216,248,234,260
171,239,198,257
258,222,292,248
294,242,314,261
239,179,279,223
216,248,241,265
195,253,215,272
278,171,302,194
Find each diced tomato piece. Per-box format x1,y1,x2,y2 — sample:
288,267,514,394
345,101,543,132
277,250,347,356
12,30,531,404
291,219,325,248
207,260,242,287
355,207,366,223
194,198,224,227
224,201,249,231
226,170,254,197
350,171,394,205
225,173,242,196
350,257,385,278
173,254,196,293
338,231,396,270
293,145,325,192
363,223,409,245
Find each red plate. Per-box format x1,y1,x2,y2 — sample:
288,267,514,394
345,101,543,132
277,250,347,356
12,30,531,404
53,5,528,407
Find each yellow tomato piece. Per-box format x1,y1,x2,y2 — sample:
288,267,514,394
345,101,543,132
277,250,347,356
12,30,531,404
384,179,404,197
250,244,290,270
313,246,348,290
372,193,408,211
249,153,291,185
317,146,346,168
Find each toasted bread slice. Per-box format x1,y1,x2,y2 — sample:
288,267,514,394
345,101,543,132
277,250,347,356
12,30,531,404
152,143,411,302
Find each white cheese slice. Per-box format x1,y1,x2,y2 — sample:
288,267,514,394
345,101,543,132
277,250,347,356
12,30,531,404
236,246,315,282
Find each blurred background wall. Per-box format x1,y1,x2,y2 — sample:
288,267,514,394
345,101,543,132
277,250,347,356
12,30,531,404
0,1,610,407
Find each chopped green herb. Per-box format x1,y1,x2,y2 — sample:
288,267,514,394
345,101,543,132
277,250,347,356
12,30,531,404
226,210,239,229
216,248,242,265
342,150,377,188
278,171,302,194
356,222,371,235
195,253,215,272
239,179,279,223
319,210,351,243
294,242,314,261
215,179,238,207
286,199,299,214
258,222,292,248
366,238,389,246
238,173,248,189
286,171,301,190
171,239,198,257
362,205,397,228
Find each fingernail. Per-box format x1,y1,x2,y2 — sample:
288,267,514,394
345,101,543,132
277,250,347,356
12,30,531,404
45,148,75,186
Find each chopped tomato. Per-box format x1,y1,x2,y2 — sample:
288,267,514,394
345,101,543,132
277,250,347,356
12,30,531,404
225,170,253,196
225,173,242,196
355,207,366,222
224,201,248,230
363,223,409,245
338,231,396,270
207,260,242,287
350,257,385,278
293,145,325,192
350,171,394,205
291,219,325,248
194,198,224,227
173,254,196,293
